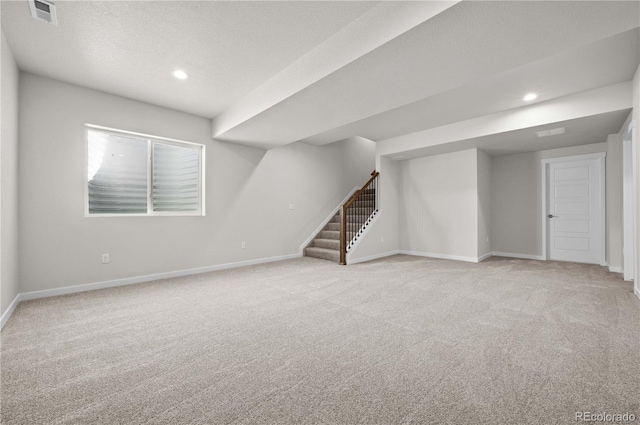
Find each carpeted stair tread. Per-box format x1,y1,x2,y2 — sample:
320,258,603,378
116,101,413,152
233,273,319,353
322,214,371,227
313,238,340,250
325,222,340,231
305,247,340,262
317,230,340,240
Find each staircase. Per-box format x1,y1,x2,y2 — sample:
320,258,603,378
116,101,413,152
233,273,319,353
305,185,378,264
304,212,341,262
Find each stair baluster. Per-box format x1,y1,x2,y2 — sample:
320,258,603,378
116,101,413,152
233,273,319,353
340,170,379,265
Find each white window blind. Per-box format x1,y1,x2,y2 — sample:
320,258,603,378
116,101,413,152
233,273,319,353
152,143,199,212
87,126,204,216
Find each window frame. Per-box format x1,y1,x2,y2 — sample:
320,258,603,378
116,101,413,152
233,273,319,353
84,124,206,217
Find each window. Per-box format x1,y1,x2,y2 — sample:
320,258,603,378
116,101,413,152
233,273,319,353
86,125,205,216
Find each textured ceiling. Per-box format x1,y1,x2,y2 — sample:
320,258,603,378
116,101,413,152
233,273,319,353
2,1,639,155
1,0,377,117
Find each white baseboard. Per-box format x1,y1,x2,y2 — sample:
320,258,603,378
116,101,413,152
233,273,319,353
299,187,359,253
0,295,21,331
1,252,302,331
492,251,545,261
348,250,400,265
608,266,623,273
635,287,640,301
399,250,483,263
478,252,493,262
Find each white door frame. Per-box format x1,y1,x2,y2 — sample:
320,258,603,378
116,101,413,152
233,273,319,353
635,121,640,300
623,122,636,282
541,152,606,265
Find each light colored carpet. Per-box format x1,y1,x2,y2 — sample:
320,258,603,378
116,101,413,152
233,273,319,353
1,255,639,424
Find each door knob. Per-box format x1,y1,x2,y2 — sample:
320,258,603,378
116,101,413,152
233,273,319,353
548,214,555,218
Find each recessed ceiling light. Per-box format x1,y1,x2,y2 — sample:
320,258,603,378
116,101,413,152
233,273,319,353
523,93,538,101
172,70,189,80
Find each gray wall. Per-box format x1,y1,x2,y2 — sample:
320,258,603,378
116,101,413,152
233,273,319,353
491,142,623,267
398,149,479,260
18,73,375,293
477,150,492,258
491,150,542,257
357,138,625,268
1,30,20,317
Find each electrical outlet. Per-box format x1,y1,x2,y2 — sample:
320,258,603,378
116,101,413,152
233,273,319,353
381,236,384,242
289,203,294,210
486,237,490,243
101,254,110,264
241,241,246,249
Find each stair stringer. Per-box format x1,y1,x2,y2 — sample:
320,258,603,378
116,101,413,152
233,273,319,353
346,210,383,264
346,210,378,252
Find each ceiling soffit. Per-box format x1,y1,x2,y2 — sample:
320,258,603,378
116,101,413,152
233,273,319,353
212,1,640,149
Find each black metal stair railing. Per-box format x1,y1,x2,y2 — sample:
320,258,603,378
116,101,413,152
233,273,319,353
340,170,379,265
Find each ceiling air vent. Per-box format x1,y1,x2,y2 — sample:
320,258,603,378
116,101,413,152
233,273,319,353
535,127,565,138
29,0,57,25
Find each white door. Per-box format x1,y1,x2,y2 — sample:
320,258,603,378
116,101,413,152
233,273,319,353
547,155,605,265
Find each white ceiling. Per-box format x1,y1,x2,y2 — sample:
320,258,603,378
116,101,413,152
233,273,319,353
300,28,639,146
1,0,377,117
388,110,632,160
2,1,639,156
